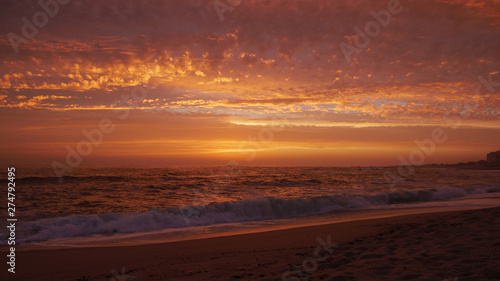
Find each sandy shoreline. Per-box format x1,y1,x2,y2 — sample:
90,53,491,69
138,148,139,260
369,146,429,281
2,205,500,281
18,193,500,248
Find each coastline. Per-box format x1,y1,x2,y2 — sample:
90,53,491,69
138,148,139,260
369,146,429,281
3,202,500,280
16,193,500,248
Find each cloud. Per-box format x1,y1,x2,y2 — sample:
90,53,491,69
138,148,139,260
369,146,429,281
0,0,499,165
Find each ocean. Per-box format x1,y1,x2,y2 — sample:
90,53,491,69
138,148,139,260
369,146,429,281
2,166,500,245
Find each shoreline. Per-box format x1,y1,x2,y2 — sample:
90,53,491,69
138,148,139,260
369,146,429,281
2,204,500,280
12,193,500,249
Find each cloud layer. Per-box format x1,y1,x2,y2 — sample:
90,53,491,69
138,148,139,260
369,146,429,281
0,0,499,165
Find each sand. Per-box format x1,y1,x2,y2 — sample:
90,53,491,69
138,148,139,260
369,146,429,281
2,207,500,281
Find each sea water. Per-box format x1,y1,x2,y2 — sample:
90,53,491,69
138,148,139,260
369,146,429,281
1,166,499,245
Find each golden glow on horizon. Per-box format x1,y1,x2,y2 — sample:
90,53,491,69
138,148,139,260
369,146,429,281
0,0,499,166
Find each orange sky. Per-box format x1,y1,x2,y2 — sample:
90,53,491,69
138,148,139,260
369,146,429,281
0,0,499,168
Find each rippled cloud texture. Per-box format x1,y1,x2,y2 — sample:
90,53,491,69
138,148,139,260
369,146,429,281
1,0,499,166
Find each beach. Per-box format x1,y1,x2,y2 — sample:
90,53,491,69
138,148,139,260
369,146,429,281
2,0,500,280
3,204,500,281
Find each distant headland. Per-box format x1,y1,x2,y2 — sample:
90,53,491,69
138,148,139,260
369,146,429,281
424,150,500,170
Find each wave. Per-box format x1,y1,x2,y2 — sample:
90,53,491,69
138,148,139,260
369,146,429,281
8,185,500,244
263,178,325,186
17,176,126,181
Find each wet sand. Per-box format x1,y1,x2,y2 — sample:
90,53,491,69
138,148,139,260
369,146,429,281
2,205,500,281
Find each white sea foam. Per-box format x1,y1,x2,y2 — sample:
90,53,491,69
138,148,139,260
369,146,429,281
8,184,500,244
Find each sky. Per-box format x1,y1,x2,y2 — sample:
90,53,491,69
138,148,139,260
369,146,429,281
0,0,499,168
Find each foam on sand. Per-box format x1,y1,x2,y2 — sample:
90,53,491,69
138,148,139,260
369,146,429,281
8,185,500,244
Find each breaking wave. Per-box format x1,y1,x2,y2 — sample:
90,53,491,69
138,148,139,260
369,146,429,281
8,184,500,244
